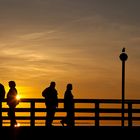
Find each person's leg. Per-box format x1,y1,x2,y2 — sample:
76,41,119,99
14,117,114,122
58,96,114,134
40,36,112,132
67,111,74,127
8,107,12,126
46,107,55,127
9,107,16,127
46,109,51,127
49,108,56,126
60,116,66,126
12,107,17,126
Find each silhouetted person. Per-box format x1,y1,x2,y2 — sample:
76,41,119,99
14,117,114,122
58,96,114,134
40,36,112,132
0,83,5,101
7,81,19,127
60,83,74,127
42,81,58,127
0,83,5,126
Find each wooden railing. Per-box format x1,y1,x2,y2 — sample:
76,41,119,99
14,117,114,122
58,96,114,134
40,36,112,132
0,98,140,127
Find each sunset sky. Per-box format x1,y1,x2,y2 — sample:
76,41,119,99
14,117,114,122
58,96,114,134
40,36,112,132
0,0,140,100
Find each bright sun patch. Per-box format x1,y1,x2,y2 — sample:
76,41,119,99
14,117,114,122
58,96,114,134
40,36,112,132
16,95,21,100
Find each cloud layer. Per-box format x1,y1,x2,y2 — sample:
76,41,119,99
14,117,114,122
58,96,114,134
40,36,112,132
0,0,140,99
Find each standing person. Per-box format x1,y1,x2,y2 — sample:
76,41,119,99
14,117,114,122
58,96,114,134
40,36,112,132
0,83,5,126
60,83,74,127
0,83,5,101
42,81,58,127
7,81,19,127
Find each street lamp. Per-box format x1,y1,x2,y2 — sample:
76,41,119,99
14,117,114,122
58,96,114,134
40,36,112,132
119,48,128,128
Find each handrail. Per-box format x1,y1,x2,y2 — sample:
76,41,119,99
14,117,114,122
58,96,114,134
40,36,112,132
0,98,140,127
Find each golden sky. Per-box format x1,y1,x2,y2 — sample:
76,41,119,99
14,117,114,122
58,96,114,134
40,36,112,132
0,0,140,100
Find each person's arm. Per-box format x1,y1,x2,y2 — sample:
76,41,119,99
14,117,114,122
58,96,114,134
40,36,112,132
55,91,58,107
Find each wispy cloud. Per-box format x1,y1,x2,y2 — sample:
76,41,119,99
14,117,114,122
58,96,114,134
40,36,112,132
18,30,58,40
0,0,140,99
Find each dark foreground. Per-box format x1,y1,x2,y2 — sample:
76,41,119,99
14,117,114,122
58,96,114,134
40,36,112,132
0,126,140,140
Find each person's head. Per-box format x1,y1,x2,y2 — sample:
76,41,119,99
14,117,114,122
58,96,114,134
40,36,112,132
50,81,56,88
9,81,16,88
67,83,72,90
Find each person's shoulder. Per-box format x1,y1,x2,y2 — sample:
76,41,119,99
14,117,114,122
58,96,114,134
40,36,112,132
0,84,4,88
43,87,49,92
44,87,49,90
42,87,49,96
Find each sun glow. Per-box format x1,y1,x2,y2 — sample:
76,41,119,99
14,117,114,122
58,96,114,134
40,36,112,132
16,86,36,98
16,95,21,100
14,123,20,127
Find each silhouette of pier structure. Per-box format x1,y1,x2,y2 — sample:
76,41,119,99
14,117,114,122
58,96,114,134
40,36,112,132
0,98,140,127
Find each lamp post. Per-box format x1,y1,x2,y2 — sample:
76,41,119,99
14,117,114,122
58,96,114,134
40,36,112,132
119,48,128,128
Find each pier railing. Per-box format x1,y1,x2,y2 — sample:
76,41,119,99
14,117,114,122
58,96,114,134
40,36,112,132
0,98,140,127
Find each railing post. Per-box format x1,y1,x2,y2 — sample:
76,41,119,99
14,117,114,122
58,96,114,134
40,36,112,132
0,101,2,127
128,103,132,127
73,101,75,126
95,101,99,127
30,101,35,127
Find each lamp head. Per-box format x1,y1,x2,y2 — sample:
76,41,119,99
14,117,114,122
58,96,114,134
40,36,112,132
119,48,128,61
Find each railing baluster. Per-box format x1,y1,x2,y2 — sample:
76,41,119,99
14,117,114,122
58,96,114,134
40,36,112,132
128,102,132,127
95,101,99,127
31,101,35,127
0,101,2,127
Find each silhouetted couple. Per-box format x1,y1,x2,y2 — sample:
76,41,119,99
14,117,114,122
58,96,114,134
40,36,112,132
42,81,74,127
